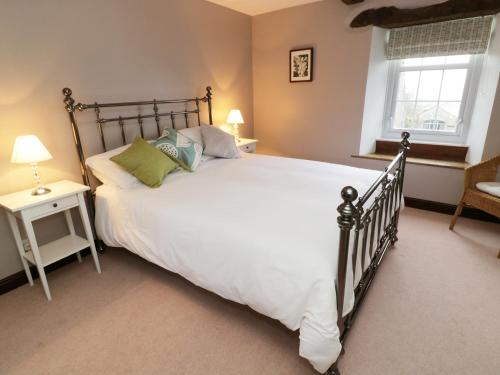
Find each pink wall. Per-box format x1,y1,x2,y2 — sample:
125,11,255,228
0,0,253,279
483,77,500,160
252,0,465,204
253,0,371,164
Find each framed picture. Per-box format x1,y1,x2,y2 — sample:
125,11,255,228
290,48,313,82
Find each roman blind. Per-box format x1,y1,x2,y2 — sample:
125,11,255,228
385,16,494,60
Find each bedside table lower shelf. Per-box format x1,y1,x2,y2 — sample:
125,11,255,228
23,234,89,267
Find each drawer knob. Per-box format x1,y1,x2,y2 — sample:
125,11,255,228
53,203,58,208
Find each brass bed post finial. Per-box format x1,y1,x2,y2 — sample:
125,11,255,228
400,131,410,152
206,86,213,125
63,87,76,113
338,187,358,229
336,186,358,337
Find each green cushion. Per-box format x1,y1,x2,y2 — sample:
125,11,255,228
110,137,178,188
153,128,203,172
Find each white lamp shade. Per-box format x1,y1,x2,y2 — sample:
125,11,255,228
227,109,244,125
11,135,53,164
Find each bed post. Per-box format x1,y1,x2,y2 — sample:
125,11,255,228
336,187,358,335
330,186,358,375
205,86,213,125
392,132,410,244
63,88,90,188
398,132,410,196
63,88,101,251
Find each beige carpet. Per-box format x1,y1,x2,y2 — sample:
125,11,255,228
0,208,499,375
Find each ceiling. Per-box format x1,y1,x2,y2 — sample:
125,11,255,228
205,0,324,16
207,1,451,16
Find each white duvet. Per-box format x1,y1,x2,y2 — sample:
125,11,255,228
95,153,385,373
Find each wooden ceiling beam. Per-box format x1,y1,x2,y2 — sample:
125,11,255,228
350,0,500,29
342,0,365,4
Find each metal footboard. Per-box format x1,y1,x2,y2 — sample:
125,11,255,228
330,132,410,374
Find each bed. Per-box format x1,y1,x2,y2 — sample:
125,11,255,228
62,87,410,374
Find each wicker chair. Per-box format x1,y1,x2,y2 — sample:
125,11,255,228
449,154,500,258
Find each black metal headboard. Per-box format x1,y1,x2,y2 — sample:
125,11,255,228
62,86,213,233
62,86,213,190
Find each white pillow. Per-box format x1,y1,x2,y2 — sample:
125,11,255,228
85,145,142,189
200,124,240,159
476,182,500,198
178,126,203,146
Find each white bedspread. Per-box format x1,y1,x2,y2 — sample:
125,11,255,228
95,153,385,373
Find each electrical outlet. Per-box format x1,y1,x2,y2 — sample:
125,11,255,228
22,239,31,252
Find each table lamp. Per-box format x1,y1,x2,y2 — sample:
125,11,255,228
227,109,244,141
11,135,53,195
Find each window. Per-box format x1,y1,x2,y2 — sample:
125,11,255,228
384,54,482,143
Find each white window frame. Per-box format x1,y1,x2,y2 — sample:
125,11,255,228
382,55,483,144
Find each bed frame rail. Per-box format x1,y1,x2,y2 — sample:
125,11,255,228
330,132,410,374
63,86,213,159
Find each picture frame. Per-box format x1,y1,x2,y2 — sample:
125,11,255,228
290,48,313,83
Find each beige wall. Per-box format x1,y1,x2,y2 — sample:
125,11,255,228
483,78,500,160
0,0,253,279
252,0,468,205
253,0,370,163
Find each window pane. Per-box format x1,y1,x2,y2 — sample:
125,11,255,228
445,55,471,65
440,69,467,101
393,101,416,129
417,70,442,101
415,102,438,128
437,102,461,131
397,71,420,100
390,55,473,135
421,56,445,66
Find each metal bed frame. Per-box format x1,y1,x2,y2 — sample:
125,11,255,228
62,86,410,375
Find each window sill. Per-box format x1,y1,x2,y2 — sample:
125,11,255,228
375,139,468,162
352,153,469,170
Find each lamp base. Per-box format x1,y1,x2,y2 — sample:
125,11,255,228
233,124,240,142
31,187,52,196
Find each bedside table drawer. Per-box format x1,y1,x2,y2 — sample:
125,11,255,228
25,195,79,219
239,143,256,153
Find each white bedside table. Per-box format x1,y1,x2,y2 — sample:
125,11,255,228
0,180,101,301
237,138,258,153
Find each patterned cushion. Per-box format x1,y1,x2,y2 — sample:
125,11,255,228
153,128,203,172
